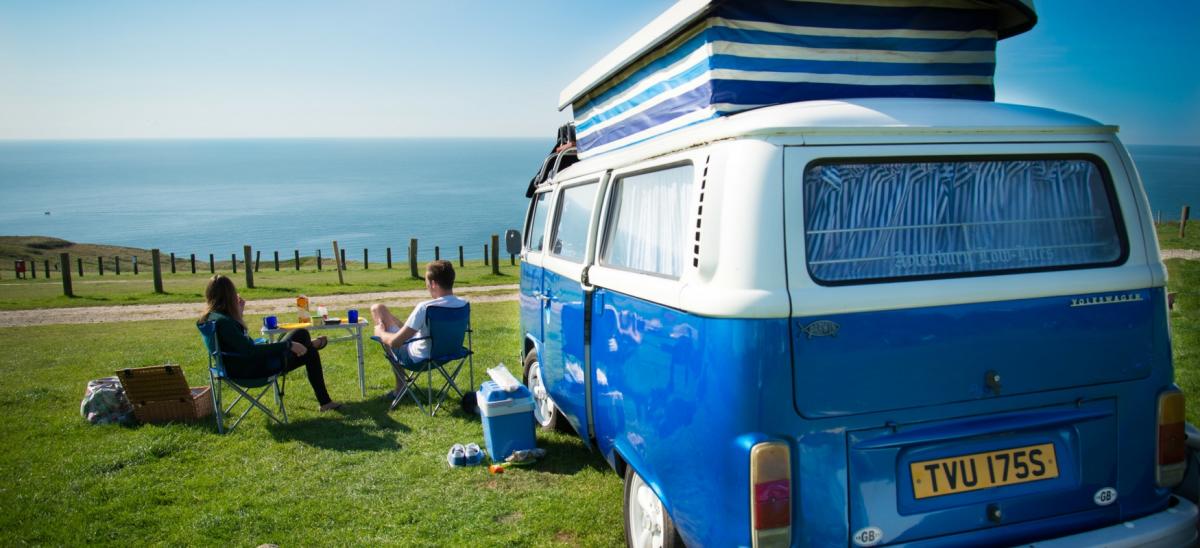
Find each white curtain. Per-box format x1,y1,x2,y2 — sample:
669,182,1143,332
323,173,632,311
603,165,694,277
804,159,1123,283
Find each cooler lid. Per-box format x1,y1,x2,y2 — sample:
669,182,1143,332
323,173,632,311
479,380,532,403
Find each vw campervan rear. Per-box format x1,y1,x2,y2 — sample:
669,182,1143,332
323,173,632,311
512,1,1199,546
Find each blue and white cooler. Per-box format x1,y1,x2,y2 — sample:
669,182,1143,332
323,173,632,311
477,380,536,462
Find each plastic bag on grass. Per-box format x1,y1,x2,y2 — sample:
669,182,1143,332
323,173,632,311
80,376,134,425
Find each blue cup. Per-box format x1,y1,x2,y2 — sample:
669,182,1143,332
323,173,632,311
347,309,359,324
264,315,279,329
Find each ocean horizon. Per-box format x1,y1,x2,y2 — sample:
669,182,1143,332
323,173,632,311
0,139,1195,260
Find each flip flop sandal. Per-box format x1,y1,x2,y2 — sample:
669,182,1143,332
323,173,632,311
311,336,329,351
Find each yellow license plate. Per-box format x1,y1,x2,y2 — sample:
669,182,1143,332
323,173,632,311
910,443,1059,499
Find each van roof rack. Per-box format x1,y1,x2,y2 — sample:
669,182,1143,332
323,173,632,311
525,123,579,197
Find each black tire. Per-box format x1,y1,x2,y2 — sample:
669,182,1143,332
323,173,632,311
523,348,570,432
623,467,684,548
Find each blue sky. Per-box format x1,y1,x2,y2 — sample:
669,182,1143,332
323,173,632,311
1,0,1197,144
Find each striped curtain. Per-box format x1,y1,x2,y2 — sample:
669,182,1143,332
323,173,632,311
802,158,1125,283
573,0,1001,156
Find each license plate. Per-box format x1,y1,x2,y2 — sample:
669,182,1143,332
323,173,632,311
910,443,1059,499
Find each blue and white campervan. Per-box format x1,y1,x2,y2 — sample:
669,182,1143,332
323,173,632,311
509,1,1199,546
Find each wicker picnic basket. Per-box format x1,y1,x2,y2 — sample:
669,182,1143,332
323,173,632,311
116,365,214,424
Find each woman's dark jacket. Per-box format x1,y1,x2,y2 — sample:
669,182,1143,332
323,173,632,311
200,311,289,378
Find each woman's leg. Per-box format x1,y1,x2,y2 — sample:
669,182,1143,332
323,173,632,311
281,329,334,406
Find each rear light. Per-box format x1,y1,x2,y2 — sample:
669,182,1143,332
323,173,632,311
750,441,791,548
1157,388,1186,487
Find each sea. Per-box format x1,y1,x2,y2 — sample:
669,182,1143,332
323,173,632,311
0,140,1196,259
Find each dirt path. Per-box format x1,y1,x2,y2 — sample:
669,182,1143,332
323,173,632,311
0,284,519,327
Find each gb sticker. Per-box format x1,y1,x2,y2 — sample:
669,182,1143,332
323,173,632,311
1093,487,1117,506
852,526,884,547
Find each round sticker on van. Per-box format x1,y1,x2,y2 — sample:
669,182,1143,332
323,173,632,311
852,526,884,547
1094,487,1117,506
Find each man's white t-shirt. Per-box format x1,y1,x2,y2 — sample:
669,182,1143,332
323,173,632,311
403,294,467,361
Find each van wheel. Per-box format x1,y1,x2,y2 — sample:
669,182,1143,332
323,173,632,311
624,468,682,548
524,349,567,432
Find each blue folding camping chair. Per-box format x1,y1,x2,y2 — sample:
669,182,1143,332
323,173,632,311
197,321,289,433
371,303,473,416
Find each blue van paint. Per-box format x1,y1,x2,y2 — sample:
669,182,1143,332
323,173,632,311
519,260,543,353
523,281,1178,546
541,267,591,439
792,288,1156,418
589,287,791,546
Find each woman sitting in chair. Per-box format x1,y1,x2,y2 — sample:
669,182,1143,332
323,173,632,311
199,275,341,412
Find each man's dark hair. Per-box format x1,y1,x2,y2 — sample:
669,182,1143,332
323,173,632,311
426,260,455,289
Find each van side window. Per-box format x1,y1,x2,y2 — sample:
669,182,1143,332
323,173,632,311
549,182,599,262
602,164,693,278
803,157,1126,284
526,192,551,252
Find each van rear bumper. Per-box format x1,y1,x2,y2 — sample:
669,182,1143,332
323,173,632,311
1030,496,1197,548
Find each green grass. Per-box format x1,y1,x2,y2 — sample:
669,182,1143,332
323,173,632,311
1167,258,1200,425
0,301,624,545
1156,221,1200,251
0,259,517,311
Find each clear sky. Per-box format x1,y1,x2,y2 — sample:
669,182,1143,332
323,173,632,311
1,0,1197,144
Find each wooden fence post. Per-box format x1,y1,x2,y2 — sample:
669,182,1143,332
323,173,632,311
133,256,138,275
94,258,99,276
190,254,196,274
491,234,500,275
1181,205,1191,238
60,253,73,297
332,241,345,285
317,250,323,271
31,259,38,278
363,248,369,270
114,256,120,276
340,248,347,270
458,246,464,267
294,250,300,271
483,245,489,266
151,249,164,293
386,247,392,269
408,238,419,278
274,251,279,271
77,257,83,277
232,254,238,273
209,254,215,274
435,246,441,261
44,259,51,279
254,250,261,272
244,245,254,288
170,252,176,274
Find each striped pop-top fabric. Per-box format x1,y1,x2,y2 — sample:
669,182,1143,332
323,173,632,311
571,0,1005,157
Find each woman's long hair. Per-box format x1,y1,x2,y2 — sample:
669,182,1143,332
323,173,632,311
200,275,242,326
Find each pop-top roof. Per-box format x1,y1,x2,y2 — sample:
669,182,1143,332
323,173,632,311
560,0,1038,157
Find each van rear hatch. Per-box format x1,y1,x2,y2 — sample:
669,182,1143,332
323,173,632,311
789,154,1147,418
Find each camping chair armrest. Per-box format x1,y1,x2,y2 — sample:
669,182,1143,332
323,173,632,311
398,335,430,347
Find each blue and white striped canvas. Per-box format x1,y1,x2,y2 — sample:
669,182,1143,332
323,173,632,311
572,0,1004,157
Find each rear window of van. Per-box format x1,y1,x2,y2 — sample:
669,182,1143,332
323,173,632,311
802,157,1127,284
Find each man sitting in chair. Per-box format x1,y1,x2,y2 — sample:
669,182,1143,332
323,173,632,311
371,259,467,398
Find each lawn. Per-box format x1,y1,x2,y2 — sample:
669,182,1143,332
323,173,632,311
0,259,517,311
0,301,625,545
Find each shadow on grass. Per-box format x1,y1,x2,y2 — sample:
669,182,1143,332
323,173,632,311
532,435,612,476
266,400,410,451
